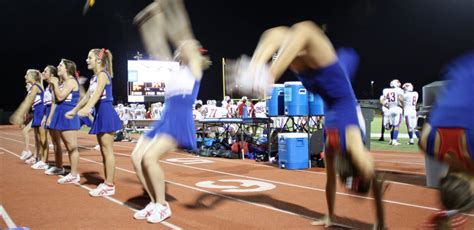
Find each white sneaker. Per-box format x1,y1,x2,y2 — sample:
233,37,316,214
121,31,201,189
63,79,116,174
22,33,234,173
147,203,172,224
48,144,55,150
133,202,155,220
45,167,66,175
31,161,48,170
391,140,401,146
20,150,33,160
89,183,116,197
93,145,100,151
57,173,80,184
25,157,36,165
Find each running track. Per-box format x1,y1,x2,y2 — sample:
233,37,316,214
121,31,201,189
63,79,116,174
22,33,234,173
0,125,473,229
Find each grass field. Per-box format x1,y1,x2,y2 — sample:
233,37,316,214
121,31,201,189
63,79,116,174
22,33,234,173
370,114,421,153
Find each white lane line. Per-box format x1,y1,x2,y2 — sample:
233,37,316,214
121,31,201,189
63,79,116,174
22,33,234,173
3,135,471,217
0,205,17,228
374,159,425,166
0,146,181,230
0,144,338,225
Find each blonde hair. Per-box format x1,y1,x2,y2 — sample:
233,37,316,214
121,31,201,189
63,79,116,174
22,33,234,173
90,48,114,77
27,69,43,85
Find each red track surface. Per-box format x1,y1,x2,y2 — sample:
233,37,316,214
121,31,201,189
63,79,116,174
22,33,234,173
1,125,473,229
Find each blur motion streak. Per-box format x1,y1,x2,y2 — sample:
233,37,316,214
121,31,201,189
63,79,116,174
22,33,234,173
83,0,96,16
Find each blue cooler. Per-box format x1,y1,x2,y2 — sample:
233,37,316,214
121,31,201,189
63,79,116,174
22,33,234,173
284,81,308,116
266,84,285,116
308,92,324,116
278,133,309,170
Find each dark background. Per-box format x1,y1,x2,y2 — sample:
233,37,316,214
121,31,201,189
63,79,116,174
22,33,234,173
1,0,474,111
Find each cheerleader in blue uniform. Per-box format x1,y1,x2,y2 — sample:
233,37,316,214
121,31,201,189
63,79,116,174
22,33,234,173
42,65,65,175
131,0,210,223
66,48,122,197
11,69,48,168
48,59,81,184
131,49,207,224
246,21,384,229
418,51,474,229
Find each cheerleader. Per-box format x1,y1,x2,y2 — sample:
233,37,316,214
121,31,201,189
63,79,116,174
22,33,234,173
11,70,47,168
245,21,384,229
42,65,65,175
48,59,81,184
131,0,210,223
19,83,33,162
66,48,122,196
418,51,474,229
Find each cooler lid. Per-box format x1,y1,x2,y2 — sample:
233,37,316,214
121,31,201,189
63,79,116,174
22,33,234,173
277,133,308,138
284,81,303,86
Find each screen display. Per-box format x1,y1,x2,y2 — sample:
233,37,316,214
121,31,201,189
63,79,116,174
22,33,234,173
127,60,180,102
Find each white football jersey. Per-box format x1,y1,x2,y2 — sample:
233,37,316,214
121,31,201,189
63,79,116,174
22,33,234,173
254,102,267,118
402,91,419,111
382,87,404,109
193,109,203,120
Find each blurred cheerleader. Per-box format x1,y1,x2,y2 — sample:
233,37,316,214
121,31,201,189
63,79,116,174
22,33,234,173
244,21,385,229
10,70,47,167
131,0,210,223
418,51,474,229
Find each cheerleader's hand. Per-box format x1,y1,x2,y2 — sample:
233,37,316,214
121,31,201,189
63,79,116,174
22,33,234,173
77,108,92,117
49,77,59,86
65,110,76,119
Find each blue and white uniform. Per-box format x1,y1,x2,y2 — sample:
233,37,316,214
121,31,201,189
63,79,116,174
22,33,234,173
31,83,45,128
145,66,200,152
296,48,364,153
88,71,122,134
49,79,81,131
43,85,53,129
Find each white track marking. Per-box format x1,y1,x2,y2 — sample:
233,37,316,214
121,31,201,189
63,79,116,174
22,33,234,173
0,205,17,228
2,135,472,218
0,146,181,230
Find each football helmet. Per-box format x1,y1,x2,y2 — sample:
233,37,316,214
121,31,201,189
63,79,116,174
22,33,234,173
402,82,414,92
390,79,401,88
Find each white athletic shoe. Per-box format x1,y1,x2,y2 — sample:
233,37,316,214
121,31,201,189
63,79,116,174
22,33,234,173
391,140,401,146
25,157,36,165
45,166,66,176
31,161,48,170
48,144,55,150
89,183,116,197
147,203,172,224
57,173,80,184
133,202,155,220
20,150,33,160
93,145,100,151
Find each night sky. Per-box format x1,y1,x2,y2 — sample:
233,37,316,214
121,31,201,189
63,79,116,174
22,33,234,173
2,0,474,111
